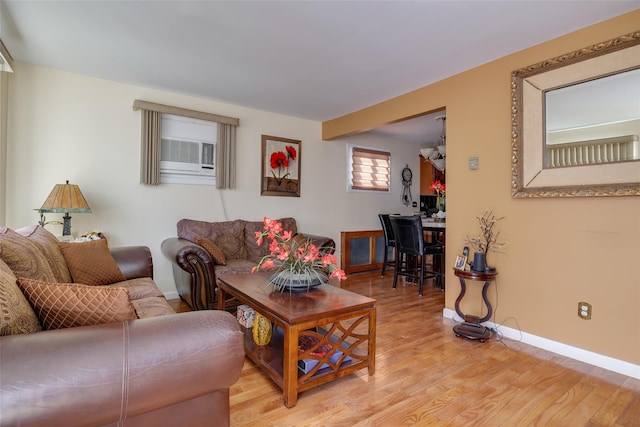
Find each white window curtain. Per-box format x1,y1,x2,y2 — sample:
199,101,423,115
350,146,391,191
133,100,239,188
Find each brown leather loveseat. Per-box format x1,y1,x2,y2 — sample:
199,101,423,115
161,217,335,310
0,225,245,427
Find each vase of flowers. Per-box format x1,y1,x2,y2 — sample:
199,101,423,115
430,180,446,213
252,217,346,291
465,210,506,271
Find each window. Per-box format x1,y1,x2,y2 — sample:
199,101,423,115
348,145,391,192
134,99,238,188
160,114,217,185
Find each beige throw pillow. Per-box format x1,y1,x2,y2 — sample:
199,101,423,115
17,278,137,330
0,265,42,335
0,227,57,283
195,237,227,265
59,239,126,286
16,225,73,283
292,233,308,248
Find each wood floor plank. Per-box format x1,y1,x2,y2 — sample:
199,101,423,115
558,377,619,426
535,379,600,426
615,393,640,426
169,270,640,425
588,387,639,426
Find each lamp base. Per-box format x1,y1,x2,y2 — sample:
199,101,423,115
62,213,72,236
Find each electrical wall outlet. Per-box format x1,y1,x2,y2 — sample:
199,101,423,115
578,302,592,320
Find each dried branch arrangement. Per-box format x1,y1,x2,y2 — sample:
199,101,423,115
465,210,506,255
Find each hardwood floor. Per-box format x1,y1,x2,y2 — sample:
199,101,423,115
169,272,640,426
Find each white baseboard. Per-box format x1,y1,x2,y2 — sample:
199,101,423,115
163,291,179,301
443,308,640,380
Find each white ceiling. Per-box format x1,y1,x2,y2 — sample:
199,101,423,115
1,1,638,143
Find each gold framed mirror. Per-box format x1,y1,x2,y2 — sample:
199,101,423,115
511,31,640,198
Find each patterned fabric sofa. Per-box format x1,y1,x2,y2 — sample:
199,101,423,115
0,225,245,427
161,217,335,310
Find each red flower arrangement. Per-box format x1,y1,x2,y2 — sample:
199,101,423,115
252,217,346,290
430,180,446,212
430,180,445,197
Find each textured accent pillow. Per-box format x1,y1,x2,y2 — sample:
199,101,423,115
0,266,42,335
195,237,227,265
59,239,126,286
178,219,246,260
17,278,137,330
292,233,308,248
245,218,298,260
0,227,57,282
281,233,308,255
16,225,73,283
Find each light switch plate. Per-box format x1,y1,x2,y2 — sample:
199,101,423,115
469,157,479,170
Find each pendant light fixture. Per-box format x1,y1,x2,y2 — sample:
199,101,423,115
420,116,446,172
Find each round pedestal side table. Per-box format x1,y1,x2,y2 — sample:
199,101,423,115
452,268,498,342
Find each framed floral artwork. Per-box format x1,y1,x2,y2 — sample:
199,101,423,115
261,135,301,197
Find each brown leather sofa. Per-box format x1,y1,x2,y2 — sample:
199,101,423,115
0,226,245,427
1,311,245,427
161,217,335,310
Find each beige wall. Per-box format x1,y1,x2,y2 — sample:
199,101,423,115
5,64,420,297
0,70,7,225
323,11,640,366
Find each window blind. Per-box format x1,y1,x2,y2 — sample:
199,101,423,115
351,147,390,191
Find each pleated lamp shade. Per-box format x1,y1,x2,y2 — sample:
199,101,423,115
39,181,91,213
37,181,91,235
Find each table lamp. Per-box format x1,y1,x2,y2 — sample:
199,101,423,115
36,180,91,236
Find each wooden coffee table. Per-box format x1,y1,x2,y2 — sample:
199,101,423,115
217,273,376,408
